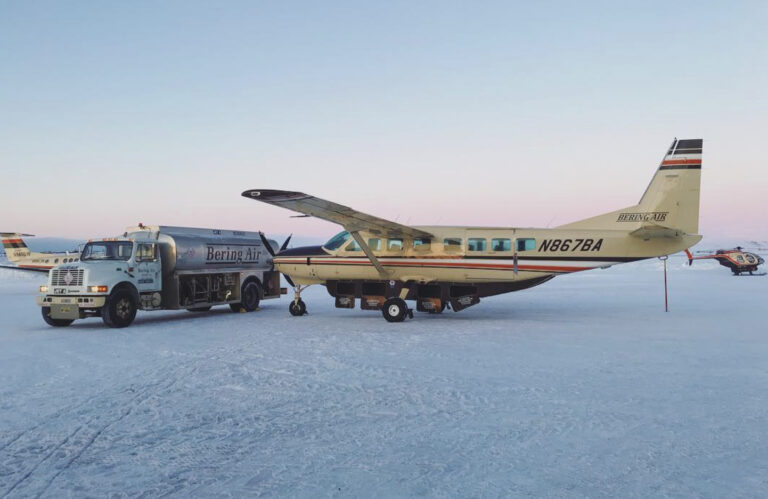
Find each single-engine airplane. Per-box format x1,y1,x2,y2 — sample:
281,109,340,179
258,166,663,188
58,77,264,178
685,247,765,275
244,138,704,322
0,233,81,272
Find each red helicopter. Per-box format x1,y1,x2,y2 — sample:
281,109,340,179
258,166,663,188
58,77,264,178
685,247,765,276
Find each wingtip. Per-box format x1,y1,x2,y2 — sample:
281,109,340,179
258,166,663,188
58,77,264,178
241,190,311,201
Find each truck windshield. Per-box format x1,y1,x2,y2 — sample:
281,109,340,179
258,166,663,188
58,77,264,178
81,241,133,261
323,231,351,251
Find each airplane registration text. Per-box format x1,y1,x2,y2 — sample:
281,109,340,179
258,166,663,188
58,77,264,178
538,238,603,252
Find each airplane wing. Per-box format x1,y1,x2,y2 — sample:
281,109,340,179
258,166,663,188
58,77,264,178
242,189,433,239
0,265,49,273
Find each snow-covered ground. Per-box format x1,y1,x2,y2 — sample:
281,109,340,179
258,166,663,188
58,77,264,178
0,257,766,497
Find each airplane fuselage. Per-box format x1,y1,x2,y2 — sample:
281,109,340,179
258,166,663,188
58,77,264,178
275,226,701,291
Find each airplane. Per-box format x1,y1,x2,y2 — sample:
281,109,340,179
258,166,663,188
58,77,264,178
243,138,704,322
0,233,81,272
685,247,765,275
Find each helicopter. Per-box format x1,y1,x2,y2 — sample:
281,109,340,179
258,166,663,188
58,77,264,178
685,247,765,276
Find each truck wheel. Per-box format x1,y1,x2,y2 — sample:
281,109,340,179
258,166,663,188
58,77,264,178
289,299,306,316
41,307,74,327
187,306,212,312
382,298,408,322
239,281,261,312
102,289,137,328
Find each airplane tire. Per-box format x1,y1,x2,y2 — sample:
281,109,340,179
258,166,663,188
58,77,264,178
101,289,137,328
289,299,306,316
240,281,261,312
382,298,408,323
41,307,74,327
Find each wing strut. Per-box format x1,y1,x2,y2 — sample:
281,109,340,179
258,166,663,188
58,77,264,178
349,231,389,278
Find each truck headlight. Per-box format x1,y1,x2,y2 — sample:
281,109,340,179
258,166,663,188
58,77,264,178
39,285,49,293
88,285,108,293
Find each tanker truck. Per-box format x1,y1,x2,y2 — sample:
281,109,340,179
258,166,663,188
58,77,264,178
37,225,285,328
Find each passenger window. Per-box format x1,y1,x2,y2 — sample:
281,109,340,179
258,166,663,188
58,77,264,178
516,238,536,251
54,259,59,263
468,238,487,251
736,255,745,263
368,238,381,251
387,238,403,251
444,238,462,247
345,240,361,251
491,238,511,251
746,255,756,264
136,243,156,261
413,238,431,249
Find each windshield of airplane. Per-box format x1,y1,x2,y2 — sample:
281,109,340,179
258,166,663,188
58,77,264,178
81,241,133,261
323,231,351,251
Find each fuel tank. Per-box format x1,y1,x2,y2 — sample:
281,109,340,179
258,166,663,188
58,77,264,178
125,225,278,275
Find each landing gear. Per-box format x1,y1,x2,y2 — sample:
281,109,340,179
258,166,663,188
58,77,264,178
288,285,310,316
289,299,307,316
382,297,412,323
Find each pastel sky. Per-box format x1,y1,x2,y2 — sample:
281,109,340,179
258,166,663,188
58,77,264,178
1,1,766,241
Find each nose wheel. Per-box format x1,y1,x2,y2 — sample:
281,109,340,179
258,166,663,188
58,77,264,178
289,298,307,316
288,285,310,316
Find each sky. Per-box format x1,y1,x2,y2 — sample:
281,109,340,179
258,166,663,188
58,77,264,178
1,1,766,241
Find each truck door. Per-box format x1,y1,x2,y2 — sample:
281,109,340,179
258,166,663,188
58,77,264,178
135,242,162,293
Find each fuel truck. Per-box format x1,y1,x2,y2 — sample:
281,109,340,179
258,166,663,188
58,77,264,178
37,225,285,328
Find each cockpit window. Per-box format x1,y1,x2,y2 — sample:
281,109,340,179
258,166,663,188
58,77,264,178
344,240,361,252
81,241,133,261
746,255,756,264
323,231,351,251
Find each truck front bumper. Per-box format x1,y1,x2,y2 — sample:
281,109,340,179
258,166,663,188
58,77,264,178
38,295,107,319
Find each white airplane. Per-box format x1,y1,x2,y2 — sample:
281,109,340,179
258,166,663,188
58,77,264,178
0,233,81,272
244,138,703,322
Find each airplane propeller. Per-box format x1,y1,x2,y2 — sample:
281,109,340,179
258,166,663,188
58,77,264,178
259,232,295,287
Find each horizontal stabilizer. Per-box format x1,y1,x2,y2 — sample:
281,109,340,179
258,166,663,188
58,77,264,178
629,225,684,240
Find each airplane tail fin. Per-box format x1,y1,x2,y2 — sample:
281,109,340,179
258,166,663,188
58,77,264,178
557,138,702,235
1,233,33,261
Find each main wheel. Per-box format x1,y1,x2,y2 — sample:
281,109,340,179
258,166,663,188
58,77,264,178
41,307,74,327
289,299,306,316
102,289,138,328
239,281,261,312
382,298,408,323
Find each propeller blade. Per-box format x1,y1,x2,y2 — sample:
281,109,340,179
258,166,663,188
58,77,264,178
259,232,276,257
280,234,292,252
283,273,296,288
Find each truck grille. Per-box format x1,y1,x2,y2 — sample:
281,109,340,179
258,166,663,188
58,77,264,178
50,269,84,286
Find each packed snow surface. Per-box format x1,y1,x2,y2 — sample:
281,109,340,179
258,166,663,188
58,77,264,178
1,257,766,497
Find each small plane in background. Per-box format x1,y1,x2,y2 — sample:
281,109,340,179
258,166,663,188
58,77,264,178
244,138,704,322
685,247,765,276
0,233,81,272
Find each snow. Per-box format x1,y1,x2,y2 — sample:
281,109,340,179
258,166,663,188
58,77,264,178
1,257,766,497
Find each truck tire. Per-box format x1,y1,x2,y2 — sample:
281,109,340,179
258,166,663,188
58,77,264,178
41,307,74,327
239,281,261,312
102,289,138,328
